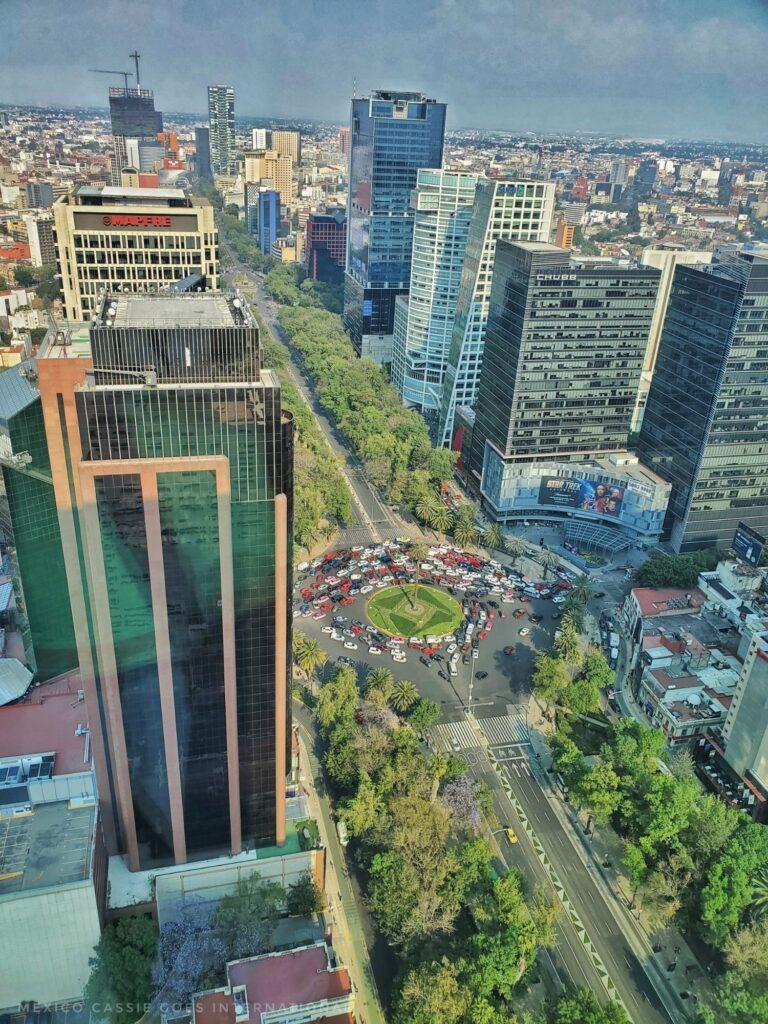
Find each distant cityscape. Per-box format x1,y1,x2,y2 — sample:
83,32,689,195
0,32,768,1024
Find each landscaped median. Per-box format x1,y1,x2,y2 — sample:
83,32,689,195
366,583,463,639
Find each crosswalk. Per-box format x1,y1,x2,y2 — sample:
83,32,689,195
477,713,530,747
427,719,478,751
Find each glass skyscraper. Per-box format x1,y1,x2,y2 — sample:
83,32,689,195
436,179,555,447
208,85,236,176
29,290,293,869
637,247,768,552
108,86,164,185
344,90,446,364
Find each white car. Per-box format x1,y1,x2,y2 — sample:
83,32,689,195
376,579,388,588
297,561,310,572
337,569,350,578
360,584,373,594
393,654,407,663
553,594,566,604
519,627,531,637
472,648,479,659
350,573,362,581
447,643,457,654
343,641,358,651
322,625,333,634
368,646,383,655
331,631,344,642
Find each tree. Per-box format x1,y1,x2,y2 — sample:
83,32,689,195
571,574,592,605
639,855,691,929
293,632,327,686
394,958,471,1024
366,665,395,698
582,650,614,691
541,550,559,579
549,732,587,788
749,864,768,922
152,903,226,1013
315,665,359,735
561,674,601,715
441,775,484,834
453,516,477,549
415,492,442,526
553,619,581,667
34,265,61,306
286,871,323,916
571,762,621,825
391,679,419,713
431,502,454,534
700,821,768,946
483,523,504,553
530,882,560,948
712,971,768,1024
341,772,386,836
85,915,158,1024
532,653,571,706
552,988,630,1023
505,536,525,566
225,203,240,216
408,698,440,733
212,871,283,962
683,793,740,874
13,264,36,287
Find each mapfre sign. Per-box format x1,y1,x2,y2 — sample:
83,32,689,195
102,214,171,227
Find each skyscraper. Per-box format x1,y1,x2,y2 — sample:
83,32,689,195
391,170,480,428
436,179,555,447
637,248,768,552
305,208,347,283
109,86,164,186
195,126,212,179
32,289,293,868
344,90,446,364
465,242,670,539
244,149,294,208
208,85,236,176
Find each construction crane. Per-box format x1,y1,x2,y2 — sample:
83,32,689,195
129,51,141,86
89,68,133,92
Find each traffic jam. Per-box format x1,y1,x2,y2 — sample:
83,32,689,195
294,539,579,670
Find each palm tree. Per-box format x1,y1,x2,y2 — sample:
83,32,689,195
571,575,592,605
541,550,559,580
431,503,453,534
415,492,442,526
293,632,327,692
749,865,768,921
483,523,504,553
391,680,419,713
365,667,394,702
506,537,525,567
453,511,478,549
554,620,581,667
410,541,429,561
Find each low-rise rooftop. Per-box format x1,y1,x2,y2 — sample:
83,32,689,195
0,799,95,896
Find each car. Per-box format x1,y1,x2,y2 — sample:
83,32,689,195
519,595,529,602
393,653,407,663
447,643,457,654
451,738,461,752
331,631,344,642
513,608,527,619
499,611,507,619
529,613,544,624
419,655,431,667
322,625,333,634
488,600,499,609
368,646,383,655
360,584,373,594
333,616,348,624
340,596,354,605
594,591,606,599
475,671,488,680
503,645,514,655
343,641,358,651
472,648,479,659
519,627,531,636
504,827,518,844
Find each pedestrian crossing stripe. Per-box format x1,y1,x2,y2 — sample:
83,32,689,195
426,720,477,751
477,714,531,746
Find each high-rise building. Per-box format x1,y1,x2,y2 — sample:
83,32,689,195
252,128,271,150
391,170,480,426
436,179,555,446
723,631,768,794
53,185,219,320
25,181,55,209
344,90,446,364
23,211,57,268
632,246,713,430
109,86,164,186
338,125,350,159
243,185,280,255
194,126,212,179
637,248,768,552
554,217,574,248
631,159,657,201
271,129,301,164
244,149,294,208
466,241,667,536
305,208,346,283
208,85,236,176
31,289,293,869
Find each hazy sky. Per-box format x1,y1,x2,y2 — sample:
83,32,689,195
3,0,768,141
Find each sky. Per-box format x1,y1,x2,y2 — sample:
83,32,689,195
3,0,768,142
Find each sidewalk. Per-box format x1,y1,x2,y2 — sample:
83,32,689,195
526,698,715,1020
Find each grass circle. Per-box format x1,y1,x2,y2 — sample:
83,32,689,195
367,584,463,639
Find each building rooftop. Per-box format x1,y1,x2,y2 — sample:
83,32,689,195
0,676,90,775
0,358,39,431
0,799,95,896
75,184,186,201
110,293,235,328
632,587,706,617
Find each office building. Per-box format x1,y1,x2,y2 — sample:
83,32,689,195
632,246,712,430
208,85,236,176
32,289,293,870
391,170,480,425
244,149,294,208
436,179,555,446
305,208,346,282
637,248,768,552
243,186,280,255
723,632,768,794
344,90,447,364
109,86,164,186
53,185,219,320
631,159,657,201
195,126,212,178
467,241,668,541
271,129,301,164
25,181,54,209
23,211,57,268
338,124,350,158
252,127,270,150
554,217,574,248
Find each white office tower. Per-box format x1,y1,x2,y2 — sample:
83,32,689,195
436,178,555,447
392,170,481,430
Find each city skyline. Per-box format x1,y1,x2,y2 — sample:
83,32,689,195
1,0,767,142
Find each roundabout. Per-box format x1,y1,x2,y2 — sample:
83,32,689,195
366,583,463,639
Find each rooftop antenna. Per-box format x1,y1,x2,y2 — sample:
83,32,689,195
129,50,141,86
90,68,133,93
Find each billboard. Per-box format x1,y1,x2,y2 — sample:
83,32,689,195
538,476,624,518
732,522,765,567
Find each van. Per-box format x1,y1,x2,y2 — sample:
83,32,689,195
336,820,349,846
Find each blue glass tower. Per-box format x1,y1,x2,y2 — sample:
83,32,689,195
344,90,446,364
258,189,279,256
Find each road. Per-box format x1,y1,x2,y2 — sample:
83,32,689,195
221,238,406,548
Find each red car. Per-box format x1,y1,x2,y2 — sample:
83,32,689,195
423,647,437,656
339,581,351,592
340,596,354,606
478,630,488,640
300,588,313,600
503,645,514,655
513,608,527,619
519,595,529,602
350,625,363,635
